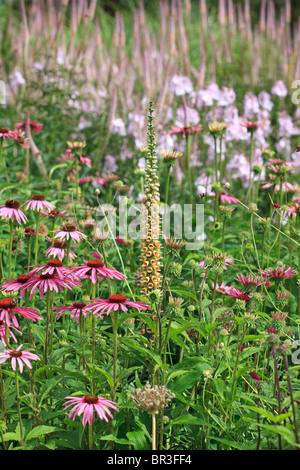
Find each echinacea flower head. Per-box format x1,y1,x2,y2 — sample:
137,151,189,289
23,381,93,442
13,128,30,148
23,195,55,212
45,240,76,261
1,274,32,296
199,253,233,270
63,395,119,426
0,127,17,140
67,141,86,151
54,302,92,323
0,344,40,373
41,209,68,218
27,260,74,279
0,319,22,346
208,121,229,136
260,263,297,279
0,297,42,327
235,274,269,289
22,272,80,300
160,149,183,161
54,225,86,242
170,124,202,139
225,287,251,303
86,294,149,318
0,200,27,225
15,121,43,133
70,259,126,284
240,121,264,131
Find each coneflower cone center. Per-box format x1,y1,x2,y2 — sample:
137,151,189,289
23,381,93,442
0,128,9,133
73,302,87,309
10,350,22,358
47,260,63,267
62,225,76,232
86,260,104,268
108,294,126,303
0,298,16,308
32,194,45,201
53,240,67,248
84,395,98,404
40,273,55,280
5,199,20,209
25,228,35,236
17,274,31,283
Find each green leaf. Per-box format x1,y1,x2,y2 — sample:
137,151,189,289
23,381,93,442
208,436,253,450
93,365,114,388
3,432,20,442
25,426,57,442
169,415,210,427
126,430,149,450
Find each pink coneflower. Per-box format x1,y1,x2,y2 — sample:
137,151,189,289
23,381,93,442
22,272,80,300
265,159,294,172
225,287,251,302
70,260,126,284
0,200,27,225
1,274,32,296
15,121,43,133
54,225,86,242
93,177,107,186
54,302,92,323
0,298,42,327
79,176,93,185
45,240,76,261
13,128,30,148
240,121,264,130
210,192,239,204
41,209,68,218
23,195,55,212
249,371,261,381
286,203,300,217
235,274,270,288
26,260,73,279
0,344,40,373
0,319,22,346
86,294,149,318
0,127,17,140
213,282,232,294
79,154,92,168
63,395,119,426
260,263,297,279
170,124,202,139
261,179,295,192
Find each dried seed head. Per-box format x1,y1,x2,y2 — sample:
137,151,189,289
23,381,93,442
130,382,175,415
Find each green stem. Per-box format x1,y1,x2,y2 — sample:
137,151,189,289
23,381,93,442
8,219,13,278
112,310,118,401
75,155,79,200
0,138,3,173
15,369,24,448
185,135,193,207
34,212,40,266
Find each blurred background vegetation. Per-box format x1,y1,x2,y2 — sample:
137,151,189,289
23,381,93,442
3,0,300,20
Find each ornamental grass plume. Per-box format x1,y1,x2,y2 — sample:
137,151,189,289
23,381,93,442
140,101,161,298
